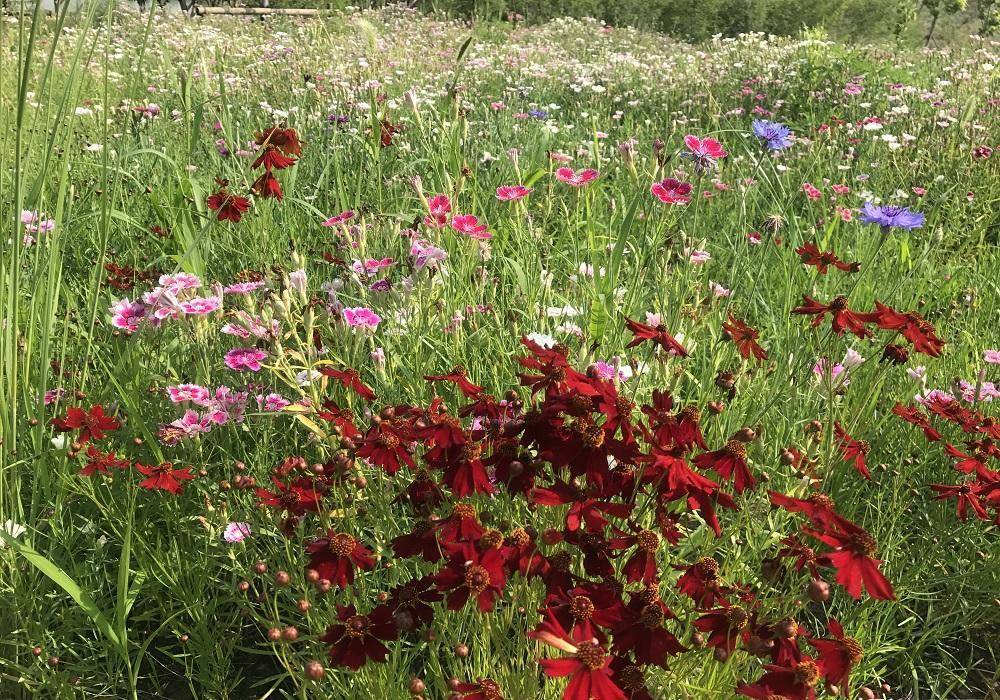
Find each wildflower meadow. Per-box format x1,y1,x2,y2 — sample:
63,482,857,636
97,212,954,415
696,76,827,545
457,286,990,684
1,5,999,699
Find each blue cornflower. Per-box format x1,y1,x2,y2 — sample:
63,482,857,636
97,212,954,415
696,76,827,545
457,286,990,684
528,109,548,119
751,119,793,150
859,202,925,231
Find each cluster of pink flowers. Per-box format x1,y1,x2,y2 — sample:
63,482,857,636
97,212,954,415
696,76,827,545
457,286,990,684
110,273,227,333
159,384,249,445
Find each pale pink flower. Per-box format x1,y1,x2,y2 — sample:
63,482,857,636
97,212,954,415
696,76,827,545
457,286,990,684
688,249,711,264
224,281,265,295
180,296,221,315
258,393,291,411
20,210,55,234
321,210,356,227
343,307,381,331
496,185,532,201
167,384,211,404
224,348,267,372
644,311,662,327
223,522,251,543
708,281,731,297
410,239,447,269
554,167,599,187
844,83,864,96
813,359,848,387
984,350,1000,364
43,388,66,405
352,258,394,277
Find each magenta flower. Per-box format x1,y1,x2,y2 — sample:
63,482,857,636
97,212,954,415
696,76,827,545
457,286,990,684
650,178,692,205
555,167,599,187
167,384,211,405
110,298,147,333
496,185,532,201
680,135,727,173
224,348,267,372
451,214,491,239
424,194,452,228
343,307,381,331
321,210,356,227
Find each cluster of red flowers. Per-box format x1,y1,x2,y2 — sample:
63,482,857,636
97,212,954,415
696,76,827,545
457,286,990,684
793,296,945,360
52,404,194,494
895,399,1000,523
249,332,891,698
206,125,301,223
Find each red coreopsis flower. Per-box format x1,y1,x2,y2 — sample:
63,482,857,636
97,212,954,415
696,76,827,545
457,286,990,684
769,490,840,530
693,603,752,654
436,502,486,552
642,394,707,451
51,404,121,444
609,658,654,700
305,531,376,589
319,604,398,670
255,476,323,515
433,543,508,612
207,184,251,223
693,439,758,493
804,517,895,600
810,619,863,697
792,295,877,338
892,403,942,441
869,302,945,357
609,527,662,584
795,241,860,274
453,678,506,700
255,126,302,157
540,583,626,644
251,169,283,200
774,535,820,576
533,613,628,700
436,441,497,497
517,338,597,397
610,587,686,668
80,446,130,477
319,366,377,401
390,519,442,563
424,365,484,398
357,422,415,475
316,401,362,440
722,316,768,362
675,556,728,608
737,657,823,700
135,461,194,495
930,481,991,521
625,317,689,357
834,423,871,479
531,480,632,532
385,574,443,631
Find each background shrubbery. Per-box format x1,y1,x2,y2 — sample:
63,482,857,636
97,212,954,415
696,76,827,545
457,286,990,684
252,0,999,44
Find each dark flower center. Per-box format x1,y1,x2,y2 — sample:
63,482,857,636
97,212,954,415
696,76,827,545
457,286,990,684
850,530,878,557
696,557,720,579
794,660,821,686
724,440,746,459
808,493,834,509
615,395,635,414
478,680,504,700
830,295,849,311
842,636,864,664
461,442,483,462
464,564,491,593
636,529,659,552
480,529,504,549
550,551,571,571
639,604,663,628
574,641,605,670
451,365,467,376
569,595,595,620
329,533,356,557
345,615,370,638
377,432,400,449
509,527,530,548
617,664,645,691
725,605,748,630
452,503,476,520
680,405,701,422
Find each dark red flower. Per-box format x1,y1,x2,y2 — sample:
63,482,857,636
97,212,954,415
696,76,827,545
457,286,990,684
540,583,625,644
251,169,283,200
868,301,945,357
811,619,863,697
51,404,120,443
207,187,251,223
80,446,129,477
255,476,323,515
737,657,823,700
610,587,685,668
625,318,688,357
675,556,727,608
384,574,442,630
693,603,752,653
319,604,397,670
693,440,758,493
533,613,628,700
531,480,632,532
791,295,877,338
892,403,942,441
930,481,991,521
723,315,768,361
609,527,661,584
255,126,302,156
135,461,194,495
795,241,859,274
390,519,442,563
424,365,484,398
319,366,376,401
357,422,415,475
834,422,871,479
804,517,895,600
453,678,506,700
433,543,508,612
305,530,376,589
769,490,840,530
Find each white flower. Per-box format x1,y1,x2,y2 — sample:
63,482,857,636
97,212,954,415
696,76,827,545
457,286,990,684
526,332,555,349
0,520,26,547
842,348,865,368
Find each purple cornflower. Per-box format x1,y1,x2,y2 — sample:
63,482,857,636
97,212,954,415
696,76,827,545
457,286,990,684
751,119,793,150
859,202,925,231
